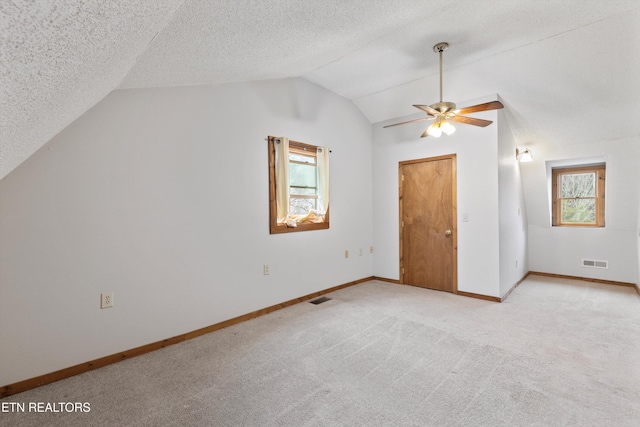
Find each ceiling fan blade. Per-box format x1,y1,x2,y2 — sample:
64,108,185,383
420,128,431,138
454,100,504,115
450,115,493,127
413,104,439,115
383,116,433,128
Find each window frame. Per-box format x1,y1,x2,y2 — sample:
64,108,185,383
551,164,605,227
268,136,330,234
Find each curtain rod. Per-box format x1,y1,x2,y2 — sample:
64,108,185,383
266,136,332,153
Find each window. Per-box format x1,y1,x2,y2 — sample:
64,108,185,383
268,136,329,234
289,147,319,215
552,164,605,227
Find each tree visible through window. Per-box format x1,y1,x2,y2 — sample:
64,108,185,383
552,164,605,227
288,148,318,215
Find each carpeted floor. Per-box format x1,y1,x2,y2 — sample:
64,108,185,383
2,275,640,426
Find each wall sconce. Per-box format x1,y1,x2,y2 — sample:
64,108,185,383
516,147,533,162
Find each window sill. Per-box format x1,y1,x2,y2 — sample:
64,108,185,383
552,224,605,228
270,221,329,234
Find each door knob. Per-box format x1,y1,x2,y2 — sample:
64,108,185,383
445,229,452,236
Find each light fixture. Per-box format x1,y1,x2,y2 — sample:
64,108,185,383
426,117,456,138
440,120,456,135
516,147,533,162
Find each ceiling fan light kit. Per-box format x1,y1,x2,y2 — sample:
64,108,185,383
426,116,456,137
384,42,504,138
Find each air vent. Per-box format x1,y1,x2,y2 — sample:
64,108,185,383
581,259,608,269
309,297,331,305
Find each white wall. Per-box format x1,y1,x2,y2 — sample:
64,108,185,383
523,136,640,283
497,108,529,296
0,78,374,386
372,96,502,298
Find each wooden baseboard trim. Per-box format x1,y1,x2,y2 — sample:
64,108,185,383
372,276,402,284
528,271,636,288
500,272,531,302
456,291,501,303
374,276,500,302
635,284,640,297
1,276,375,398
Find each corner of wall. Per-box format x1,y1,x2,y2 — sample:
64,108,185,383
497,108,529,296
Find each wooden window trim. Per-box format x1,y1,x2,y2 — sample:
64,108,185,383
551,164,605,227
268,136,330,234
288,143,317,157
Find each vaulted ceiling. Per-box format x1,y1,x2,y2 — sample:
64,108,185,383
2,1,639,180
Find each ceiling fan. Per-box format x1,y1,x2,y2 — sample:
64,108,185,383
384,42,504,138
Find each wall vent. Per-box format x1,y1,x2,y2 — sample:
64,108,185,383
581,259,608,269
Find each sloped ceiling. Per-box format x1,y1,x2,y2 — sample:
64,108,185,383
2,0,639,180
0,0,186,180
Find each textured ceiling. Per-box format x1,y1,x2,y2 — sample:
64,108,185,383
2,0,639,180
0,0,185,180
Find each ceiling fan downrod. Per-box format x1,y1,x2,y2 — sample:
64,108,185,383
433,42,449,103
430,42,455,114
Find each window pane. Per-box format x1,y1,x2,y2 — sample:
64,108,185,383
289,153,315,164
290,187,317,196
289,163,316,188
561,173,595,198
290,197,316,215
561,199,596,224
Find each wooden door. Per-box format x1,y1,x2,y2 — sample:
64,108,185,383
400,155,457,293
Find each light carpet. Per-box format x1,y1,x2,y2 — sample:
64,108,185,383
1,275,639,426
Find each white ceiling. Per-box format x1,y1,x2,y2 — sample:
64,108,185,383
2,0,639,180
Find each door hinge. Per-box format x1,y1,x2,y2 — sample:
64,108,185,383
401,267,405,274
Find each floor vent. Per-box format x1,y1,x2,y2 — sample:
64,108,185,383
309,297,332,305
581,259,609,269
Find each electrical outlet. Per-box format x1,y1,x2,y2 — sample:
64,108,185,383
345,250,349,258
369,246,374,253
101,292,113,309
263,264,270,275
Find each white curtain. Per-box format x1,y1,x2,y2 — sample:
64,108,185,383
274,137,289,223
316,146,329,217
